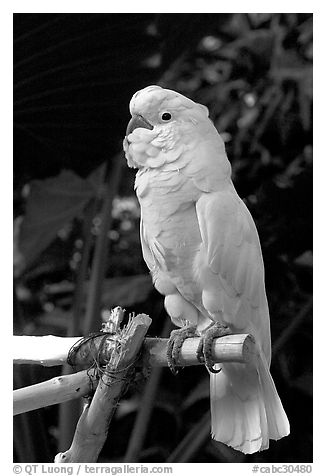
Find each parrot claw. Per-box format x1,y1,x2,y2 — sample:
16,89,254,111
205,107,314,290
197,322,232,373
167,324,198,375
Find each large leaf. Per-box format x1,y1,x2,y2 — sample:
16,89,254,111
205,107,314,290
36,274,154,333
41,274,154,309
100,274,153,309
16,168,101,274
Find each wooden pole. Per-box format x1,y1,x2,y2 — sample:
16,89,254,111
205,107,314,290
14,369,97,416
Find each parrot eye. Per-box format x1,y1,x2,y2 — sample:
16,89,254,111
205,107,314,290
161,112,172,121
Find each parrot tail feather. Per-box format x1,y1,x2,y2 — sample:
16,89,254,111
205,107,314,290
256,353,290,441
210,359,289,454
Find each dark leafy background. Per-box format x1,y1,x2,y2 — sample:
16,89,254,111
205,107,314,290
13,13,312,463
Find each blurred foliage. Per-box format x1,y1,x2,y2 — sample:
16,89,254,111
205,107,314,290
13,13,312,463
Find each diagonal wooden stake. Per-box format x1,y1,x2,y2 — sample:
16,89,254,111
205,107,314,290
54,313,152,463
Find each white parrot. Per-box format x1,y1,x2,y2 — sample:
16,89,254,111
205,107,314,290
123,85,290,454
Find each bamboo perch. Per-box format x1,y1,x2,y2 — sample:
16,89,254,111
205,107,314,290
13,333,256,367
13,333,256,416
55,313,152,463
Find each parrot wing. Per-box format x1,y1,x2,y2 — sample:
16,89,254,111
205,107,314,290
196,188,291,452
195,187,271,362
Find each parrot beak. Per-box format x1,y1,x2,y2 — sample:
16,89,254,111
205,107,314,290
126,114,153,135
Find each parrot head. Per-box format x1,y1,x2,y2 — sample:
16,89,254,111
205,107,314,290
123,85,216,169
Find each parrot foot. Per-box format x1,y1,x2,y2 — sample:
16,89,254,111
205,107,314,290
167,324,198,375
196,322,232,373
